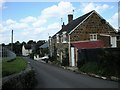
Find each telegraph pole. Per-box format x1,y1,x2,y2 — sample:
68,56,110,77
11,30,13,51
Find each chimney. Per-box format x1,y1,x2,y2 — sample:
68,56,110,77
68,14,73,23
62,22,65,28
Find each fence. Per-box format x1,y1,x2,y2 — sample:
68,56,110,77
0,46,16,61
78,48,120,63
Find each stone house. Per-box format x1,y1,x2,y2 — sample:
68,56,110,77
49,10,118,66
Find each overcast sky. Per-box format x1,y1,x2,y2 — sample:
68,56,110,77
0,0,119,44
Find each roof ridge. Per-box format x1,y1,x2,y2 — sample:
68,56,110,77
68,10,94,24
52,10,95,37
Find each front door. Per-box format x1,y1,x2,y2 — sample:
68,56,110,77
71,47,75,66
110,36,117,47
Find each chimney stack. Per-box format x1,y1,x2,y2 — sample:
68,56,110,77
62,22,65,28
68,14,73,23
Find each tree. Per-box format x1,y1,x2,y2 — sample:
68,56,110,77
27,40,34,44
1,43,5,46
13,41,22,56
35,40,46,54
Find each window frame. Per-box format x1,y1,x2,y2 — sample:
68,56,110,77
90,34,97,41
62,31,67,43
56,34,59,43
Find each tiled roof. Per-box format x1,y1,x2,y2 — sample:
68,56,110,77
71,40,104,49
39,42,48,48
53,10,94,37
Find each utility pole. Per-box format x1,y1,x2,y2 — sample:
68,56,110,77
11,30,13,51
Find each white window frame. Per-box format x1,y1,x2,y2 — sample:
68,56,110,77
56,34,59,43
90,34,97,41
62,31,67,43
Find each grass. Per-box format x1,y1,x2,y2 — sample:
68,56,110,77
79,62,119,77
79,62,99,74
2,57,27,77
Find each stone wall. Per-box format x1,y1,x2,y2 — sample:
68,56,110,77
70,12,115,42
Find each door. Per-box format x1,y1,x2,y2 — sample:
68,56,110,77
71,47,75,66
110,36,117,47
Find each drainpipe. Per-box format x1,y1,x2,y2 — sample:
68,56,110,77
68,34,71,66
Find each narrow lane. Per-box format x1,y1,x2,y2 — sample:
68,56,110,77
24,57,119,88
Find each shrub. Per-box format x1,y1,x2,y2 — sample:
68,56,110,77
29,53,34,59
61,57,69,66
2,70,37,89
77,59,85,69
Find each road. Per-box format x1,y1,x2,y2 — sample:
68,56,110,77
24,57,119,88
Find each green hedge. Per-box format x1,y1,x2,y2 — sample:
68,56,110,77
78,48,120,78
2,70,37,89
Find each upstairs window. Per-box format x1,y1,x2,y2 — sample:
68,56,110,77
56,34,59,43
90,34,97,41
62,31,67,43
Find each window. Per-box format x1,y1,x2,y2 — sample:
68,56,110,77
90,34,97,41
62,31,67,43
56,34,59,43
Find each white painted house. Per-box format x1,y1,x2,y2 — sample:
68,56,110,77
22,44,32,56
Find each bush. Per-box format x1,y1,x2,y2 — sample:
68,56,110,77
21,70,37,88
2,70,37,89
77,59,85,68
29,53,34,59
61,58,69,66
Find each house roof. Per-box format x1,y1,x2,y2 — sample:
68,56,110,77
52,10,116,38
71,40,104,49
53,10,94,38
24,44,32,49
39,42,48,48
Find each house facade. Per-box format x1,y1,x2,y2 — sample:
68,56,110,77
49,10,118,66
22,44,32,56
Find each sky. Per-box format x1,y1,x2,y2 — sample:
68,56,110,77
0,0,119,44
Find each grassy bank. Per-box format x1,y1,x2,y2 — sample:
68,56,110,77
2,57,27,77
79,62,119,78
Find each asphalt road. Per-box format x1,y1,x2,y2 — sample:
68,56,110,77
24,57,119,88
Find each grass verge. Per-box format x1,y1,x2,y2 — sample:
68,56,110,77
79,62,119,78
2,57,27,77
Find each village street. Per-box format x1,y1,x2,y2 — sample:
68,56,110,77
24,57,119,88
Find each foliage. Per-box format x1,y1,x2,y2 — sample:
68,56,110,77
49,55,56,62
61,48,69,66
2,57,27,77
35,40,46,54
29,53,34,59
61,58,69,66
78,49,120,77
77,59,85,68
40,48,49,57
79,62,99,74
21,70,37,88
2,70,36,89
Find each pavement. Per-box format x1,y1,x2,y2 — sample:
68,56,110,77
24,57,119,88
